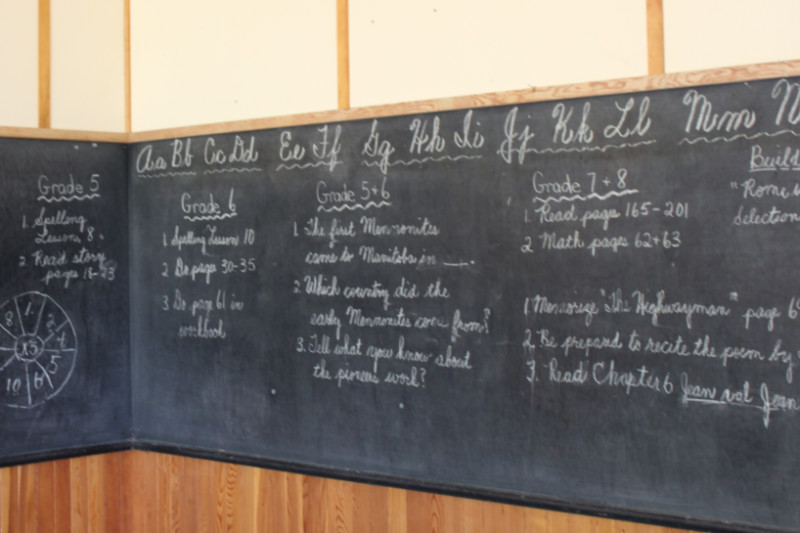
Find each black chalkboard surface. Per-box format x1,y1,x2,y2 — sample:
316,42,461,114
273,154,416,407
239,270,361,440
4,73,800,532
128,76,800,532
0,138,130,464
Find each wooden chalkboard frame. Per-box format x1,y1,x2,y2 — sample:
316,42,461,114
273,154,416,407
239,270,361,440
3,60,800,533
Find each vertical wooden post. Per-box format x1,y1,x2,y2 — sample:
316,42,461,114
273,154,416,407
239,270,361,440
124,0,132,132
38,0,51,128
337,0,350,110
647,0,665,74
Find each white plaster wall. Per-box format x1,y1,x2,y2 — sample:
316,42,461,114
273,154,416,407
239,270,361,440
664,0,800,73
0,1,38,127
51,0,126,132
349,0,648,108
4,1,800,133
130,0,337,131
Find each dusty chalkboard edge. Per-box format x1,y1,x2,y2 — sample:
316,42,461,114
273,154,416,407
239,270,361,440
128,59,800,143
0,440,133,468
132,440,789,533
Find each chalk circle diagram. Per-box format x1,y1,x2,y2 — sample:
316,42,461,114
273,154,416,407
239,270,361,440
0,291,77,408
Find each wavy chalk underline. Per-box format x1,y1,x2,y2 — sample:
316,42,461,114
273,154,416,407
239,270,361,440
203,167,263,175
276,161,341,171
37,194,100,203
318,200,391,213
534,188,639,206
750,166,800,172
527,140,657,155
137,171,198,179
183,212,238,222
680,129,800,145
362,154,482,169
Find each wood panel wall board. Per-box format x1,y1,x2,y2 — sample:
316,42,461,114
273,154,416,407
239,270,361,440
406,490,442,532
0,467,8,533
302,475,329,532
193,453,215,533
229,462,256,532
103,454,123,533
122,451,155,533
285,467,305,533
5,467,18,533
0,451,705,532
87,455,106,532
157,453,175,533
53,459,71,533
259,467,280,531
181,456,200,533
68,456,88,533
352,479,390,532
20,465,36,533
387,486,409,533
36,461,55,533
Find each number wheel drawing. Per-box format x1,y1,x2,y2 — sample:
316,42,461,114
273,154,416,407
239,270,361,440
0,292,77,408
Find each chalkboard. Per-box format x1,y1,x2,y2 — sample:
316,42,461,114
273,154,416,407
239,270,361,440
4,74,800,532
127,76,800,532
0,138,130,464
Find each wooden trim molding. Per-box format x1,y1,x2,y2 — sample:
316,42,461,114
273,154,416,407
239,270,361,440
38,0,51,129
124,0,132,133
337,0,350,110
647,0,665,74
0,126,128,143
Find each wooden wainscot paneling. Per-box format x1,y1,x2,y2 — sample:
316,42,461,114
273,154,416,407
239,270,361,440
0,451,699,533
0,454,123,533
